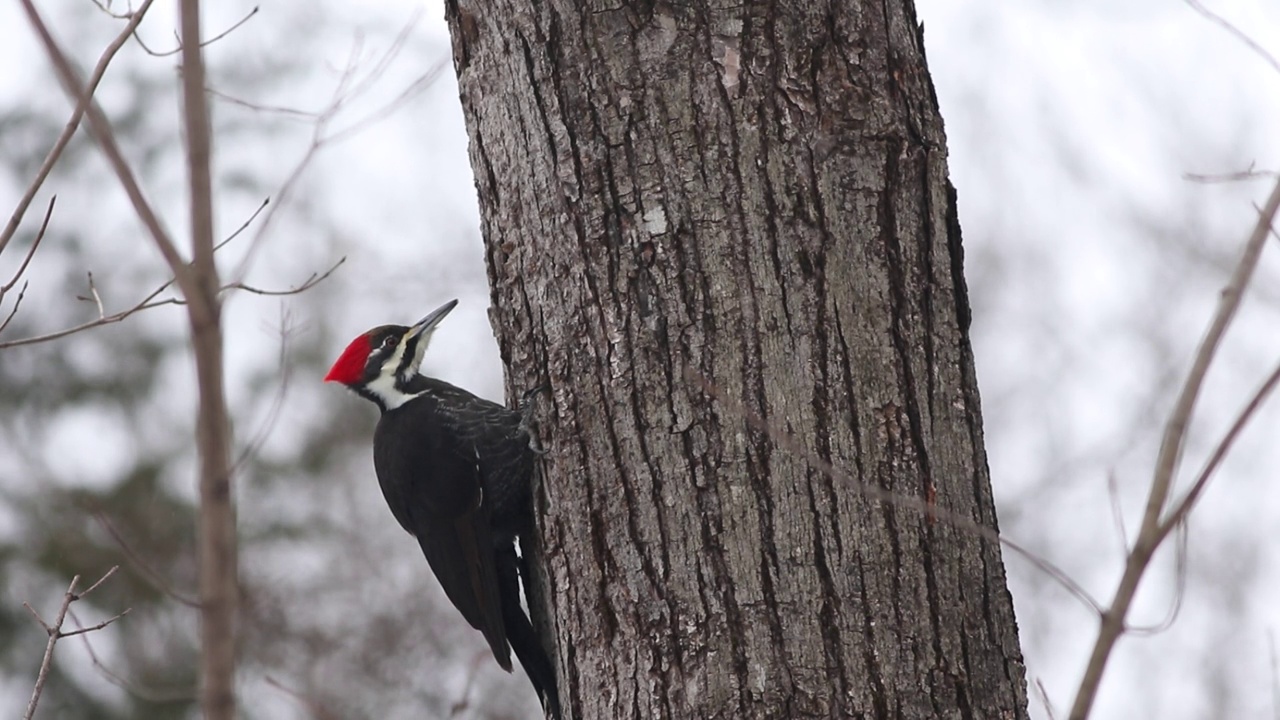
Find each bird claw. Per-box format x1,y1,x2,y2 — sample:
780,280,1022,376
521,384,550,403
518,384,550,454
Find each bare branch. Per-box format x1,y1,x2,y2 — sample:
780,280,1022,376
92,511,201,608
80,565,121,598
1105,471,1129,554
1270,631,1279,720
1157,355,1280,540
0,198,273,350
1033,677,1057,720
1184,0,1280,76
23,576,78,720
20,0,192,292
58,608,131,639
1,196,55,300
1,1,154,257
324,58,447,145
23,568,125,720
1067,175,1280,720
134,5,260,57
224,256,346,297
175,2,239,718
88,0,133,20
222,198,270,248
448,650,490,718
1184,165,1280,184
265,676,342,720
205,87,321,120
0,282,180,350
0,283,28,337
78,272,107,319
73,619,197,703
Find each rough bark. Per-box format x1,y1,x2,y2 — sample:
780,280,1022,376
445,2,1028,719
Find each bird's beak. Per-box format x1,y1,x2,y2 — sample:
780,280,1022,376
407,299,459,343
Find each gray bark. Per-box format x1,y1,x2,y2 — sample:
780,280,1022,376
445,1,1029,718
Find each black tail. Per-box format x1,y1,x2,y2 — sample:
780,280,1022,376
495,544,562,719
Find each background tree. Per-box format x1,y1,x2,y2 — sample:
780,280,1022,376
3,1,1278,718
2,2,543,717
444,1,1029,717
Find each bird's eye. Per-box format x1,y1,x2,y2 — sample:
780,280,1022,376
381,336,397,350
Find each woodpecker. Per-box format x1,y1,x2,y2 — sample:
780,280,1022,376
324,299,561,719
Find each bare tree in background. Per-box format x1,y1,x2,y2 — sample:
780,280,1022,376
15,1,236,716
445,1,1029,717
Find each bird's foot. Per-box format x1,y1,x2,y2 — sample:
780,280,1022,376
518,384,550,454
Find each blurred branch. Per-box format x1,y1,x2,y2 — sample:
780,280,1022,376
1,0,154,257
72,611,197,703
1032,677,1058,720
1184,1,1280,76
1,196,54,299
1270,632,1279,720
1068,175,1280,720
265,676,341,720
133,5,260,57
447,650,490,718
0,196,55,337
224,256,346,296
0,278,180,349
0,198,345,351
92,511,201,608
22,567,130,720
1184,166,1280,184
1157,356,1280,537
174,0,239,717
208,8,444,284
20,0,192,290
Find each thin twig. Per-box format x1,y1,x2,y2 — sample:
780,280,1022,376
0,286,181,350
1033,677,1057,720
58,608,130,639
73,617,197,703
1,196,56,299
79,272,107,318
1184,166,1279,184
232,307,295,474
1156,355,1280,541
92,511,201,608
1067,175,1280,720
1105,471,1128,554
264,676,342,720
133,5,259,57
224,256,346,296
1,1,154,257
0,199,281,350
23,567,125,720
20,0,192,293
1183,0,1280,76
448,650,491,718
222,12,439,284
0,283,28,337
1269,631,1279,720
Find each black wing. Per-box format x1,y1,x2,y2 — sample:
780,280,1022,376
421,378,537,537
373,394,512,671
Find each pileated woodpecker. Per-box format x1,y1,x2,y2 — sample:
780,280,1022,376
323,299,560,719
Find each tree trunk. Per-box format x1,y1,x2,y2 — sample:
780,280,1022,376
445,2,1029,718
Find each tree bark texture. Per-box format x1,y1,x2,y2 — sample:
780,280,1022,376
445,2,1029,719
